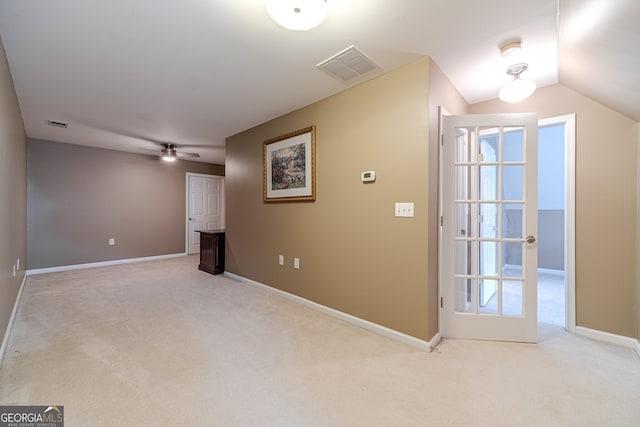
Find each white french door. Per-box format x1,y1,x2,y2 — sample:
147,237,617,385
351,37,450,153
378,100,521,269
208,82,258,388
186,173,224,254
441,113,538,343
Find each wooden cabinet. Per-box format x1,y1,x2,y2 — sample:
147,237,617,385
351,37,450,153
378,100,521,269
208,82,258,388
197,230,225,275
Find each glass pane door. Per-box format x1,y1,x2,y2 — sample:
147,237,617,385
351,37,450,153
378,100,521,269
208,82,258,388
442,113,538,343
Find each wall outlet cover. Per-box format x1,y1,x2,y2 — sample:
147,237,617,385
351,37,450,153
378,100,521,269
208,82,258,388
395,202,414,217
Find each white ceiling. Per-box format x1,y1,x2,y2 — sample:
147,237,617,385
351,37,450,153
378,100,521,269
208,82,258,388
0,0,638,164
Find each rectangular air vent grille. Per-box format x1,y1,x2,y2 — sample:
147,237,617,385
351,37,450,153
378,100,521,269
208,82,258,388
316,45,381,83
47,120,68,128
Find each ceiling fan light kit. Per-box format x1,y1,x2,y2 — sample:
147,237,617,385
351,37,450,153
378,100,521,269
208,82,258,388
156,143,201,162
266,0,328,31
161,145,177,162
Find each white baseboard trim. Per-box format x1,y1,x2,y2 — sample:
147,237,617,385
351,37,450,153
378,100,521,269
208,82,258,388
224,272,433,352
576,326,640,358
502,264,522,274
428,332,442,351
26,253,187,275
537,268,566,277
0,273,28,368
502,264,565,277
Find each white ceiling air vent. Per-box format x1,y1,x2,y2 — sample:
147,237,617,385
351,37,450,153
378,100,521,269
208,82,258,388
47,120,68,128
316,45,381,83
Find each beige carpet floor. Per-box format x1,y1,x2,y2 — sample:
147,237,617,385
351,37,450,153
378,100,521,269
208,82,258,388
1,255,639,426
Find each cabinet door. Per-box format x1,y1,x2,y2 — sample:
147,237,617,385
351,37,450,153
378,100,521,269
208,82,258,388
214,233,225,273
199,234,215,273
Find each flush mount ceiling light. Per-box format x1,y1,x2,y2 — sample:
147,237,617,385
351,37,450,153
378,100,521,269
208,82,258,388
500,41,522,57
266,0,328,31
498,63,536,103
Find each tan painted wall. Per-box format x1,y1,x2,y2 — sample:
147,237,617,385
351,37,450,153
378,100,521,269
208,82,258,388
427,59,469,336
27,139,224,269
470,84,638,338
226,59,431,340
0,37,27,352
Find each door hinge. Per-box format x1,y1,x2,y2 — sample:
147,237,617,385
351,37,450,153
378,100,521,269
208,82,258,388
440,216,443,226
441,134,444,145
440,297,443,308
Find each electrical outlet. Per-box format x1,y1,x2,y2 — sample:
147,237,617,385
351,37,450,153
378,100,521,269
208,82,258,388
108,238,115,246
279,255,284,266
12,265,16,277
294,257,300,269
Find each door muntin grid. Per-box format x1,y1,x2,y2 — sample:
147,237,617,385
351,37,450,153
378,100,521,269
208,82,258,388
453,126,526,317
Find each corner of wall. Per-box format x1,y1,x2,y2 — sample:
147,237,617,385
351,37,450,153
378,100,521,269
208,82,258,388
0,271,27,368
427,58,469,338
637,121,640,340
0,34,28,358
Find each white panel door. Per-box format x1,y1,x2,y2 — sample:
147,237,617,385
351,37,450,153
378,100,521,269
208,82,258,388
187,174,224,254
441,113,538,343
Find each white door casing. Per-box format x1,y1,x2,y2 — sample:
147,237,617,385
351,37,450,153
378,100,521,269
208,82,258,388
186,173,224,254
441,113,538,343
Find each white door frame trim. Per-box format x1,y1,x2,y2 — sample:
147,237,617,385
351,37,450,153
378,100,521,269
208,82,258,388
185,173,225,255
437,106,448,340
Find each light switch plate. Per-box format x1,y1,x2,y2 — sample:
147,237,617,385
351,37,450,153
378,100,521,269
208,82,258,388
395,202,414,217
279,255,284,266
294,257,300,269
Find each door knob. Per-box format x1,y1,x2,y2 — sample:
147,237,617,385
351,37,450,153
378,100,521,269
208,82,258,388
189,218,195,221
525,235,536,244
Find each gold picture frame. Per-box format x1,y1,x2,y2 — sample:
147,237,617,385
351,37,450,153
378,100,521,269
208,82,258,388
263,126,316,202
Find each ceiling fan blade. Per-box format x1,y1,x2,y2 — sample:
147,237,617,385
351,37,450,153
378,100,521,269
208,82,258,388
176,152,200,158
138,145,200,159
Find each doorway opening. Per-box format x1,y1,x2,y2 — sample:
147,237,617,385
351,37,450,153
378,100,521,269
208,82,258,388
537,115,575,331
437,109,576,341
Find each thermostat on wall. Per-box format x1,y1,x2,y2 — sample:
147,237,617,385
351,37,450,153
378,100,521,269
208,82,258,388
361,171,376,182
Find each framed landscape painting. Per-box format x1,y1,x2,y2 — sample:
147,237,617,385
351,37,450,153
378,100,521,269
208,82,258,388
263,126,316,202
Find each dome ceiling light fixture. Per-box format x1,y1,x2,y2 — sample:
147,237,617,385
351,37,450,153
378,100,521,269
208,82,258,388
500,41,522,57
266,0,328,31
498,62,537,103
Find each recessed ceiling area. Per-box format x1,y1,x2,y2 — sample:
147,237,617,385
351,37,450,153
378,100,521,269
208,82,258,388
0,0,637,164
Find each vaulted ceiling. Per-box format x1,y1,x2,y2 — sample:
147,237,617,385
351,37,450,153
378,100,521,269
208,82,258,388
0,0,638,164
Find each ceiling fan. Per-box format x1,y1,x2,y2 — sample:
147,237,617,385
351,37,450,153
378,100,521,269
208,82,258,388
142,143,200,162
